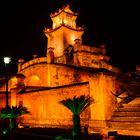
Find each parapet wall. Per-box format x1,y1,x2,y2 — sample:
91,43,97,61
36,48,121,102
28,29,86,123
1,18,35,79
20,57,47,71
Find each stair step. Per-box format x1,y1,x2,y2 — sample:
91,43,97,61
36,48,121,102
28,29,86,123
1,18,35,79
117,107,140,112
109,121,140,129
113,111,140,116
109,103,140,136
111,116,140,121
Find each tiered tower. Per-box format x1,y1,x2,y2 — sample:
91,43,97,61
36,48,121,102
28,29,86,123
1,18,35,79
44,5,84,58
44,5,120,72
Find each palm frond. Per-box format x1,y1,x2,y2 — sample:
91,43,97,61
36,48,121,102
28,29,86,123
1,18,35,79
0,106,30,119
59,98,77,114
59,95,94,115
78,95,94,113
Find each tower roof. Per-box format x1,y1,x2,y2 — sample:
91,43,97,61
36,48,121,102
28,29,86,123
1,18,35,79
50,4,78,18
44,24,85,34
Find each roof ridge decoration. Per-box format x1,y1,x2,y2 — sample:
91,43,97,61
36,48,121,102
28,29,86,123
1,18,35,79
50,4,78,18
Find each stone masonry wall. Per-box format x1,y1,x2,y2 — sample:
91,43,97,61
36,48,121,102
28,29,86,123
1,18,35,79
17,82,90,127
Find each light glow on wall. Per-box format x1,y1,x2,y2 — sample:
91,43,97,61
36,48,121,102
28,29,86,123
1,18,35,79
27,75,40,86
10,77,18,88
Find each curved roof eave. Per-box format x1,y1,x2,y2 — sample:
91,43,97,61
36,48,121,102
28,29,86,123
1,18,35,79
50,9,78,18
44,24,85,34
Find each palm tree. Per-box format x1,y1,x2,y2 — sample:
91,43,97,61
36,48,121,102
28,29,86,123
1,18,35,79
59,95,94,139
0,105,30,130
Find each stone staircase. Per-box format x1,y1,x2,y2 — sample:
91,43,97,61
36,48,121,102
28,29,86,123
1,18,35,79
108,98,140,136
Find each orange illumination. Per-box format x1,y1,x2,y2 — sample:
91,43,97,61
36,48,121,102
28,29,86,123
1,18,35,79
28,75,40,86
0,4,124,134
10,77,18,88
64,19,67,24
32,75,40,81
11,92,16,106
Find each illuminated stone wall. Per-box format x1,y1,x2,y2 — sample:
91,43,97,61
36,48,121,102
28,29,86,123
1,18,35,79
73,51,119,73
20,63,90,87
0,65,117,129
17,82,90,127
11,71,117,129
89,73,117,128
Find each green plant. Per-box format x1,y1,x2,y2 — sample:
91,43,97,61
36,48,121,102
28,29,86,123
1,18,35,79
55,135,62,140
59,95,94,139
0,105,30,130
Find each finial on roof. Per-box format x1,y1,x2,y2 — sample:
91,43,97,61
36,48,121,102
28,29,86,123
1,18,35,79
33,54,38,59
62,0,71,9
18,59,24,63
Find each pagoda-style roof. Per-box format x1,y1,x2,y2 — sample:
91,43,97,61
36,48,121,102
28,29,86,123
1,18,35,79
50,4,78,18
44,24,85,34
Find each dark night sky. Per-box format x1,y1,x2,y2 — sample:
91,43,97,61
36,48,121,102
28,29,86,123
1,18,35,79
0,0,139,75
